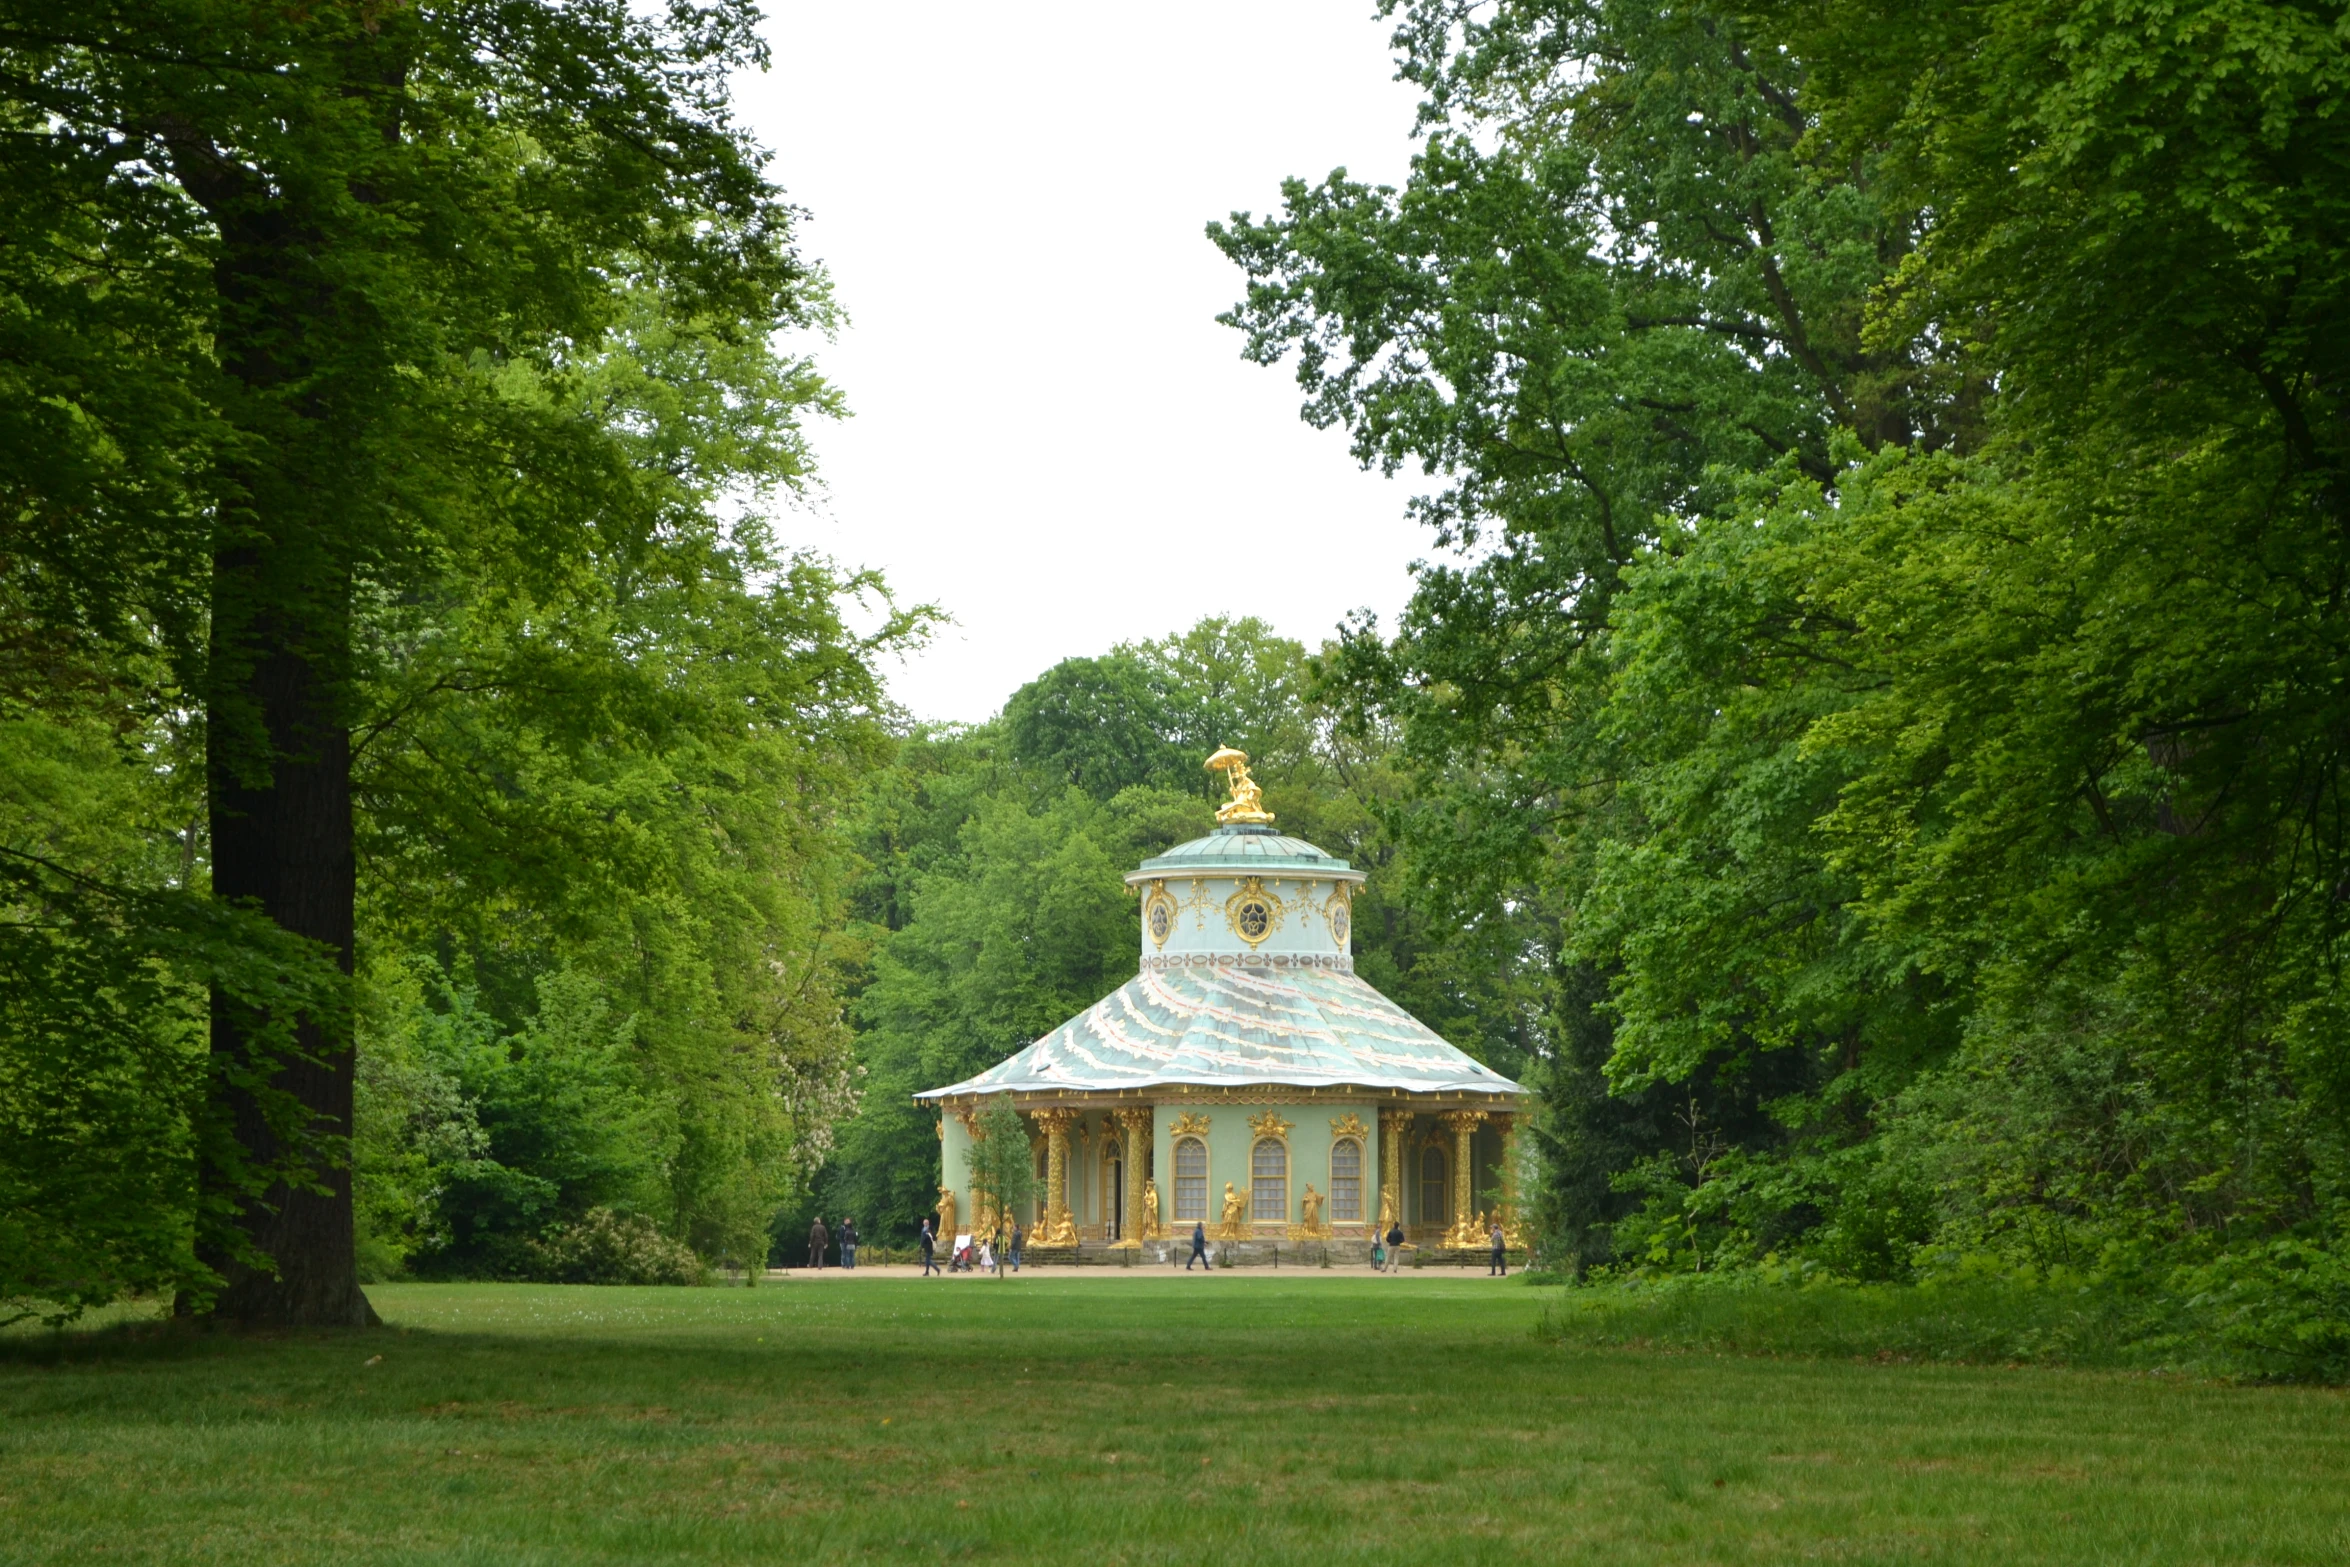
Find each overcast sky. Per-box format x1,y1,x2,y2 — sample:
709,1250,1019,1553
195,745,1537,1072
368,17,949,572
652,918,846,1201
733,3,1430,723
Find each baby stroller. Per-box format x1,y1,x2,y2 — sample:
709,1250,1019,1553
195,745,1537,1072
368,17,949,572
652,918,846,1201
949,1233,974,1272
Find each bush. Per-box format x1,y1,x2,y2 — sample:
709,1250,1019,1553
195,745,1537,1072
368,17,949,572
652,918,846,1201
1533,1270,2209,1375
529,1208,703,1286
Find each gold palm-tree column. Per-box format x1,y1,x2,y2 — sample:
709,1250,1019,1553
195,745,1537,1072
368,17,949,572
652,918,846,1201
1439,1110,1488,1247
1114,1107,1154,1247
1033,1107,1079,1245
1378,1108,1407,1236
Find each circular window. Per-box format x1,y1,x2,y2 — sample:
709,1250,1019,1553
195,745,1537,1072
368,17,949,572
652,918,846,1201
1143,887,1177,947
1330,905,1350,947
1223,879,1282,946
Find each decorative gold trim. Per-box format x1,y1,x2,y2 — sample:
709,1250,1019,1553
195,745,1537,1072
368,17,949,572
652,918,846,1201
1323,883,1353,949
1140,952,1352,972
1143,881,1177,949
1223,876,1284,947
1328,1112,1368,1142
1245,1112,1293,1231
1169,1110,1212,1139
1247,1110,1294,1141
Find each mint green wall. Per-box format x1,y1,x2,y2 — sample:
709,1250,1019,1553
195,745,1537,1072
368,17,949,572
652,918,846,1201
1150,1100,1376,1234
944,1099,1422,1240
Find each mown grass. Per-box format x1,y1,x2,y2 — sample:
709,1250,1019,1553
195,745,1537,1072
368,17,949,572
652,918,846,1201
4,1274,2348,1564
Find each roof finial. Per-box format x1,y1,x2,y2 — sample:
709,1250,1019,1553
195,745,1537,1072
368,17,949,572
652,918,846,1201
1205,747,1274,826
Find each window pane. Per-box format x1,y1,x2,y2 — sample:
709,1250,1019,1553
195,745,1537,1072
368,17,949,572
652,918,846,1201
1174,1137,1207,1221
1331,1138,1362,1222
1252,1137,1287,1223
1420,1147,1446,1225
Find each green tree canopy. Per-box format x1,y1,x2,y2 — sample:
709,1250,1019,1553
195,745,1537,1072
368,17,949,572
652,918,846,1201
1220,0,2350,1365
1,0,917,1324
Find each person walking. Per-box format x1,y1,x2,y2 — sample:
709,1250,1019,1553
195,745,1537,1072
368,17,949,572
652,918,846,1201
808,1215,829,1271
1187,1220,1210,1271
920,1218,939,1276
1489,1218,1508,1277
1384,1219,1406,1274
1010,1219,1024,1273
840,1216,858,1271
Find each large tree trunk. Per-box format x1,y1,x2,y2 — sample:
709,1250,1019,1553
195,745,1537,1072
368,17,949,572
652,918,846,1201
200,566,376,1327
187,185,377,1327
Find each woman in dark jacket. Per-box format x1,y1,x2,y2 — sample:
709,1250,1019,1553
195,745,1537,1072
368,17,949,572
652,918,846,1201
1384,1220,1406,1273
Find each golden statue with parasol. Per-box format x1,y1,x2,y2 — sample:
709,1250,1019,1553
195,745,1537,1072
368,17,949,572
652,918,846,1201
1205,747,1274,825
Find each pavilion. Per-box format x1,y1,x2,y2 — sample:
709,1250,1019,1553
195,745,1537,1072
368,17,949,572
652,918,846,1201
917,750,1530,1257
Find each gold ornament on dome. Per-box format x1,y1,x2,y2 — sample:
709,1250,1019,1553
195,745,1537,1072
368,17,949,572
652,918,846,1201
1225,877,1283,946
1329,1112,1368,1142
1206,747,1274,825
1169,1111,1212,1139
1323,884,1352,949
1246,1110,1293,1141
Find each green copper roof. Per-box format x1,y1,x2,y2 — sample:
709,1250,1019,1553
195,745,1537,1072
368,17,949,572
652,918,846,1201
915,961,1525,1099
1129,823,1363,882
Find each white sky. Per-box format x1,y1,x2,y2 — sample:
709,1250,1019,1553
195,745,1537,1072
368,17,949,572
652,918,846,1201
734,3,1432,723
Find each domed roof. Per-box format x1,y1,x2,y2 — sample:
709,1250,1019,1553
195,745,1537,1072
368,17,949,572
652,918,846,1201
915,961,1524,1100
1127,822,1363,884
918,747,1525,1105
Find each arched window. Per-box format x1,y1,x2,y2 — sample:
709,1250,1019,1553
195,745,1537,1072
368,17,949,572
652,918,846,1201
1174,1137,1208,1221
1330,1138,1363,1223
1252,1137,1288,1223
1419,1145,1447,1227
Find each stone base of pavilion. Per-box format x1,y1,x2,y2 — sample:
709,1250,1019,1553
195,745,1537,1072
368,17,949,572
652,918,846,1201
1016,1239,1530,1269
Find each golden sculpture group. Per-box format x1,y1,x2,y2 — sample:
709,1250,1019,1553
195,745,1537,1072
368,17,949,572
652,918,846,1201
1205,747,1273,825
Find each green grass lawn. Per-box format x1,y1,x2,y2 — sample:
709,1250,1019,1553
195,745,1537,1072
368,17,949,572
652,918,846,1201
5,1274,2348,1565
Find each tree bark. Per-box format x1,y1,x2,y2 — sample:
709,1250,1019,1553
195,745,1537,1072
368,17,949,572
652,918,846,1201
202,610,375,1326
184,186,377,1328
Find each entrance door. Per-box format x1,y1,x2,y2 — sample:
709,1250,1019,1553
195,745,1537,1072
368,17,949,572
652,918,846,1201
1105,1148,1124,1241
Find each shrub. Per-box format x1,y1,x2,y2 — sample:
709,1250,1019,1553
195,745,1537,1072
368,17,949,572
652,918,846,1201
530,1208,702,1286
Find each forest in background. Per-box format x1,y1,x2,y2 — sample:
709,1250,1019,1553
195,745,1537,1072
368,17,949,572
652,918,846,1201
2,0,924,1321
7,0,2348,1375
1207,0,2350,1374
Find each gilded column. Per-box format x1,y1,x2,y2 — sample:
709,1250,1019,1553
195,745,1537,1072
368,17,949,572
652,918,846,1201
1034,1107,1079,1246
954,1109,987,1237
1439,1109,1487,1247
1377,1108,1406,1237
1114,1107,1154,1246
